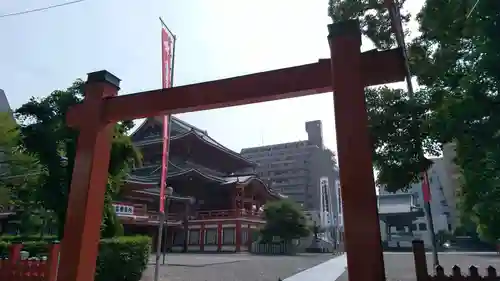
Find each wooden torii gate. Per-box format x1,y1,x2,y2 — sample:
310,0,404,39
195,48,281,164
57,20,405,281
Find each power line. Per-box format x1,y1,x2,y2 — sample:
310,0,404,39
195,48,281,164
466,0,480,19
0,0,89,19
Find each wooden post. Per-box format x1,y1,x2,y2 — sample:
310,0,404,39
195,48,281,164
8,243,22,263
199,222,205,252
412,239,429,281
328,20,386,281
7,243,21,280
235,220,241,252
217,222,222,251
183,204,189,252
46,242,61,281
57,71,120,281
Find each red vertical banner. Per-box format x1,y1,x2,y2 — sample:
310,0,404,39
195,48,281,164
161,26,173,89
159,24,174,213
421,172,432,203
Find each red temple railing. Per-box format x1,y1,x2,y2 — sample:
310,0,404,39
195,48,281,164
0,243,60,281
196,209,263,219
113,201,264,224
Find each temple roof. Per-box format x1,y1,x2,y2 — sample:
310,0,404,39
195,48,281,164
125,170,284,199
131,116,256,172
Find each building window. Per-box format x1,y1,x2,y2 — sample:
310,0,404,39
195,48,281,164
189,230,200,245
205,229,218,245
223,228,235,244
418,223,427,231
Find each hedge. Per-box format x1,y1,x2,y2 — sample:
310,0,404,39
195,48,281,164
0,240,50,257
95,236,151,281
0,235,151,281
0,235,58,243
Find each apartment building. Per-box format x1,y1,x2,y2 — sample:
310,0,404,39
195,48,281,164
240,120,340,229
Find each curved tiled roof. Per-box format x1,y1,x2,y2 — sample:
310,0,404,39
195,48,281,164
171,130,255,166
131,117,256,168
223,175,285,199
126,170,284,200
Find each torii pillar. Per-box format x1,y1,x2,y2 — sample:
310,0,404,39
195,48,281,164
58,19,403,281
328,21,386,281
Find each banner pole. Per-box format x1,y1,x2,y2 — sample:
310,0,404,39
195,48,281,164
385,0,439,265
155,17,177,281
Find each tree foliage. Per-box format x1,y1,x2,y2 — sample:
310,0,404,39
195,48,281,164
0,112,44,234
411,0,500,241
260,200,310,242
366,87,439,192
15,80,141,238
327,0,500,240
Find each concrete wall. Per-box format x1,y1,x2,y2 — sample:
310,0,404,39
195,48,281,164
441,143,460,229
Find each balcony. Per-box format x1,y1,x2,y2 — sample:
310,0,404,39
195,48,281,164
113,202,264,225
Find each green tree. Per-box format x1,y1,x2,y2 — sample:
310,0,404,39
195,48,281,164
366,86,439,192
260,200,310,243
0,112,44,234
328,0,500,240
15,80,141,238
328,0,439,192
409,0,500,241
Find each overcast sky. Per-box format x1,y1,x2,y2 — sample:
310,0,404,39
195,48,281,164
0,0,424,154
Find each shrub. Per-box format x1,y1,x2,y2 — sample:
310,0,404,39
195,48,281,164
0,240,53,257
0,235,151,281
0,235,57,243
95,236,152,281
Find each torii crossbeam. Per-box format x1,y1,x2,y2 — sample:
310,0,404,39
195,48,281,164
58,20,405,281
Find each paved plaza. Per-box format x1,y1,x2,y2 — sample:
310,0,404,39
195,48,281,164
143,251,499,281
141,252,498,281
336,252,500,281
141,253,336,281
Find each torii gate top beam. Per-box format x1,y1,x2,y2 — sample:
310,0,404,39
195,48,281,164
67,48,404,127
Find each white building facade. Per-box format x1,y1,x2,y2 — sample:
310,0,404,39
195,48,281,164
378,158,454,248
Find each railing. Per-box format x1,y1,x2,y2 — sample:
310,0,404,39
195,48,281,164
196,209,263,220
412,240,498,281
113,202,264,224
250,241,293,255
0,243,60,281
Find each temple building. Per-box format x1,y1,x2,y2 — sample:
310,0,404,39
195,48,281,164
114,116,283,252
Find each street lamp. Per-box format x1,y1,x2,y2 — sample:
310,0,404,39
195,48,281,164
163,195,195,255
159,192,195,263
154,186,173,281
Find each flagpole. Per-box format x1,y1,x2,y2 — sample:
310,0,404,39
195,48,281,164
161,18,176,266
154,17,177,281
385,0,439,266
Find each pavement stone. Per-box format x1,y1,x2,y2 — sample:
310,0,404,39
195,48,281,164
149,254,251,267
383,252,499,281
335,252,499,281
142,253,335,281
283,254,347,281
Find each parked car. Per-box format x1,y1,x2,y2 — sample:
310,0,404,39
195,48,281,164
442,236,496,252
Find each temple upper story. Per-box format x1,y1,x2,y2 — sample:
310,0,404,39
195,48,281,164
116,116,284,227
131,116,256,175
